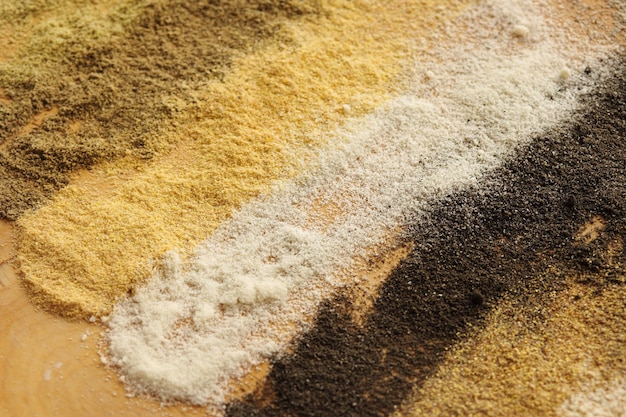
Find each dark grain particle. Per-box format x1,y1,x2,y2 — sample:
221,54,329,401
469,291,484,306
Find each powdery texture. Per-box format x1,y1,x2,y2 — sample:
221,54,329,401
107,0,611,406
16,0,464,318
561,379,626,417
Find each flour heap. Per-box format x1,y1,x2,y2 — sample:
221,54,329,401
16,0,461,318
106,0,613,408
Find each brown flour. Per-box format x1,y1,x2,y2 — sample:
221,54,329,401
0,0,319,220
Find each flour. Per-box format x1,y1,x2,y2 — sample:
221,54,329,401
106,0,612,407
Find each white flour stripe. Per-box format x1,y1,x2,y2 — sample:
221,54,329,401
107,0,612,407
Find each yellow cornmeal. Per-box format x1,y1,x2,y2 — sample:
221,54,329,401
398,273,626,417
16,0,471,318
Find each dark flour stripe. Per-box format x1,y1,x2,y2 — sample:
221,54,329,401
225,57,626,417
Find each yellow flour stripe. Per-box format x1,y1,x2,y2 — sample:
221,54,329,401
397,274,626,417
16,0,471,318
0,0,145,89
0,0,135,59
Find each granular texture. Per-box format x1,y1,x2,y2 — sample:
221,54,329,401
3,0,624,414
0,0,319,220
401,278,626,417
226,54,626,417
397,55,626,417
16,0,468,318
106,0,617,407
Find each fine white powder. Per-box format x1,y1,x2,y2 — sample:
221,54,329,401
106,0,614,407
560,379,626,417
